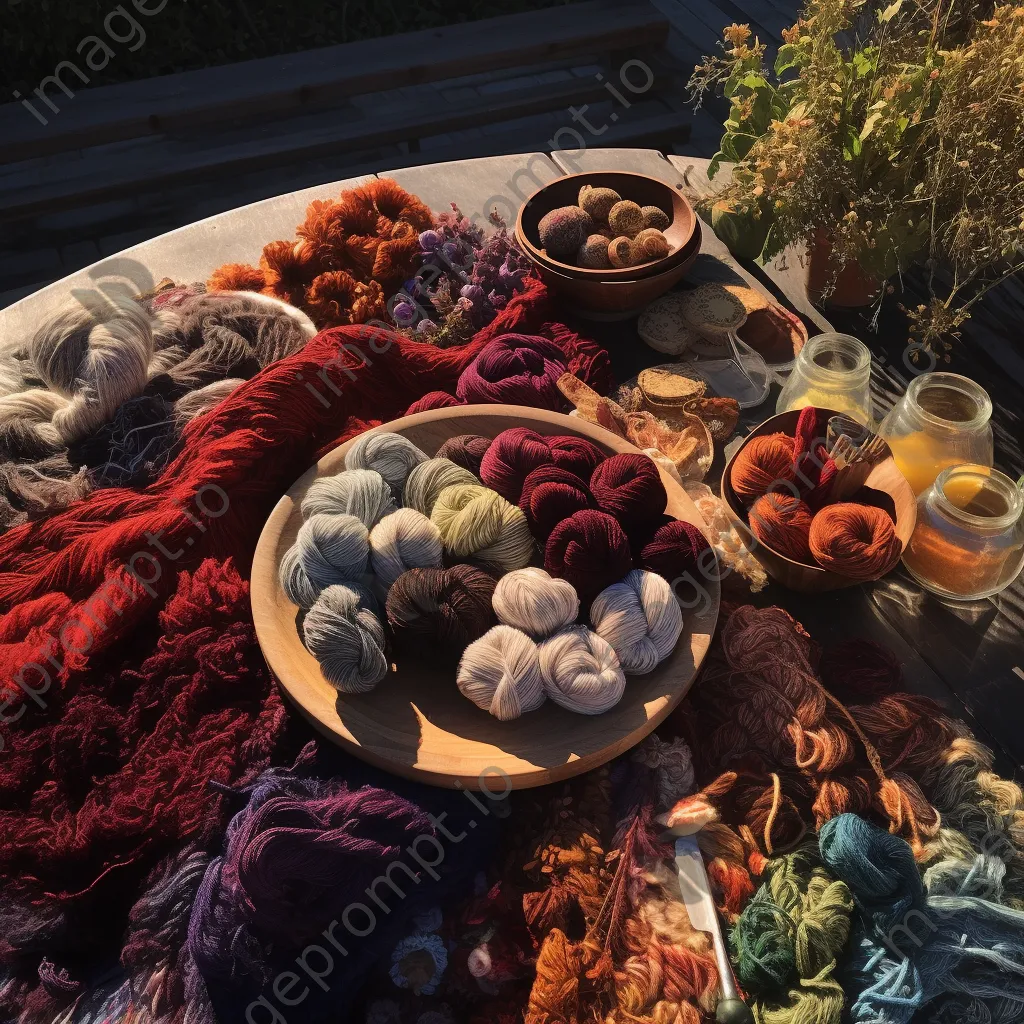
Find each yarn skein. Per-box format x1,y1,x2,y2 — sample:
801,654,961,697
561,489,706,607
492,567,579,638
301,469,397,528
480,427,604,503
748,492,815,564
538,625,625,714
519,465,595,543
545,509,633,606
403,458,478,517
639,519,711,582
590,453,667,529
809,503,902,581
457,624,545,720
730,432,797,505
435,434,492,476
386,565,497,661
590,569,683,675
280,512,369,607
430,483,534,572
456,334,569,410
344,431,429,497
368,508,443,589
302,582,389,693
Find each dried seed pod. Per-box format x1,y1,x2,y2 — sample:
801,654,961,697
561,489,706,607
607,200,644,239
578,185,621,222
631,227,670,263
538,206,594,257
641,205,671,231
577,234,612,269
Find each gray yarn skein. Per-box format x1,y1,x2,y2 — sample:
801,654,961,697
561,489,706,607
303,583,389,693
302,469,397,528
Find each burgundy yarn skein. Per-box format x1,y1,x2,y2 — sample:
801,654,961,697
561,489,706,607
519,465,595,542
455,333,569,410
545,509,632,605
590,453,667,529
640,519,711,581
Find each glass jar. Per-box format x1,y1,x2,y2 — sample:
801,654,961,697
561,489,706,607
775,332,873,424
878,373,993,495
902,464,1024,601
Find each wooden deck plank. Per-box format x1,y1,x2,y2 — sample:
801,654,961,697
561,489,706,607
0,0,668,164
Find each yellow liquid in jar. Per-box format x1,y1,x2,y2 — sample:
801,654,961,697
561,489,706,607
781,388,870,423
888,432,964,496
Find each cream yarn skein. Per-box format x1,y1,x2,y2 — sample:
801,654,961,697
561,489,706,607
302,469,397,528
369,508,443,589
457,624,545,721
590,569,682,675
492,567,578,638
344,431,428,496
538,625,625,714
431,483,534,572
303,582,389,693
403,458,478,516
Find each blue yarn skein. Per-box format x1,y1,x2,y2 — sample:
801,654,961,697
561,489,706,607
819,813,1024,1024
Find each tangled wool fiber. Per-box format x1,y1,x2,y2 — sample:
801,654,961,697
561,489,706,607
538,625,625,714
749,492,814,564
369,507,443,589
303,582,389,693
457,624,545,720
301,468,397,527
639,519,710,583
403,457,479,516
430,483,534,572
456,334,572,411
480,426,604,503
519,464,595,542
436,433,492,475
819,813,1024,1024
280,512,369,607
590,569,683,675
809,503,902,581
405,389,465,414
492,567,579,638
208,178,432,326
545,509,633,605
730,432,796,505
386,565,497,661
345,431,429,498
590,452,667,530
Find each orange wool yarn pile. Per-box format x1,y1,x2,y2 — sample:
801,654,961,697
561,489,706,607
730,410,902,581
207,178,433,327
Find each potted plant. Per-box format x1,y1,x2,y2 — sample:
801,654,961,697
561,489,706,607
689,0,1024,354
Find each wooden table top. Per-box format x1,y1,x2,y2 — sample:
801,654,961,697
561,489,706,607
2,147,1020,775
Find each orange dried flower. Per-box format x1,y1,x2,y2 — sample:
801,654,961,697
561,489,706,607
207,262,266,293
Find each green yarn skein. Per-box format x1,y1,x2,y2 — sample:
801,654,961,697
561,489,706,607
732,843,853,1024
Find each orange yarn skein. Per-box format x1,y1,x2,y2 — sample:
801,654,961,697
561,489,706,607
729,433,796,505
748,492,814,563
809,502,902,581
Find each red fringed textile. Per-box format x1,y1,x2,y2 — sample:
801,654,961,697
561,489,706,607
0,278,612,975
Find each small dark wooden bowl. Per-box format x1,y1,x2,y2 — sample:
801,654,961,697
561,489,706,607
252,405,720,790
516,171,697,281
528,220,701,315
721,409,917,592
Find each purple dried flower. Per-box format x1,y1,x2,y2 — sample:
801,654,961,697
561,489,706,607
419,230,442,253
392,301,417,325
459,284,486,304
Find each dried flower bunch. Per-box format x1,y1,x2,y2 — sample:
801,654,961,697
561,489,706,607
391,205,533,348
690,0,1024,354
208,178,433,327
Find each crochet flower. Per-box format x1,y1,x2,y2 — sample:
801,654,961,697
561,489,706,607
389,932,448,995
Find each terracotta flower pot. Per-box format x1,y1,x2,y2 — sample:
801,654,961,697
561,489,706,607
806,230,883,308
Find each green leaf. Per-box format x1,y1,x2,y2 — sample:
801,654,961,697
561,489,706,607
708,152,726,179
774,43,802,76
878,0,903,22
759,221,788,263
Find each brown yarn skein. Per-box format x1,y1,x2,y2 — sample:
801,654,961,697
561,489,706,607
809,502,902,582
386,564,497,661
729,432,796,505
748,492,814,563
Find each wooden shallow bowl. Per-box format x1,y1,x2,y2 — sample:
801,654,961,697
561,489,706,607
516,171,697,281
721,409,917,592
252,405,720,790
528,221,702,317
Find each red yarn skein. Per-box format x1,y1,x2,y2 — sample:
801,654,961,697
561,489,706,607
545,434,605,481
519,465,595,542
748,492,814,563
545,509,632,604
729,433,796,505
405,391,464,415
640,519,711,581
479,427,554,502
455,333,569,410
589,453,667,528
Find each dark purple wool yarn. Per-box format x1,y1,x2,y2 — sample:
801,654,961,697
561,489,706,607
519,464,595,542
639,519,711,582
435,433,492,476
590,452,667,530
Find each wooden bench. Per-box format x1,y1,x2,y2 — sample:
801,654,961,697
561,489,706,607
0,0,688,223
